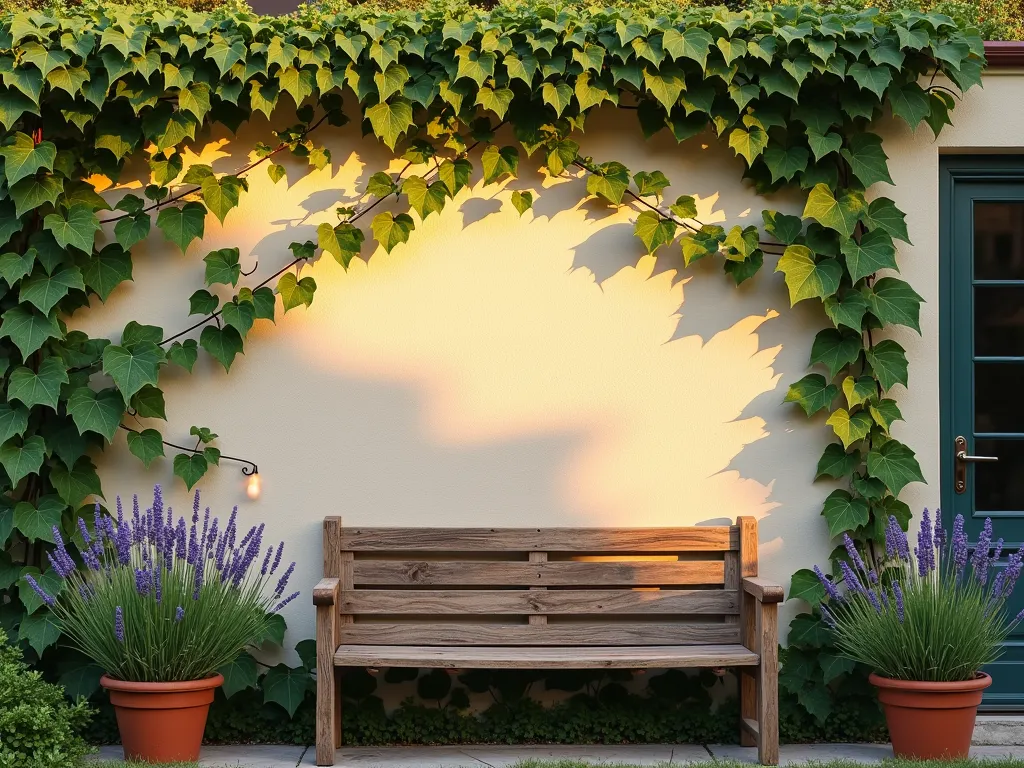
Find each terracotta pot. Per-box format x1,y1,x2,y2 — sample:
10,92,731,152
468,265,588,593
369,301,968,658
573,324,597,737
870,671,992,758
101,673,223,762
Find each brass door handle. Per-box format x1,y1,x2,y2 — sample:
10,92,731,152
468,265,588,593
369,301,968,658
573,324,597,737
954,435,999,494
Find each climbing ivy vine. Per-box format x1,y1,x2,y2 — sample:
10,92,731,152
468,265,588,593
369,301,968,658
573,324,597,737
0,0,983,723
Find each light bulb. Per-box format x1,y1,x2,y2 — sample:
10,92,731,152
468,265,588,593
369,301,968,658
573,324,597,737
246,472,261,500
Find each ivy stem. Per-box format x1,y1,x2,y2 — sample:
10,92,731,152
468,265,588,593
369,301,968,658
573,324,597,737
118,424,258,474
99,112,331,225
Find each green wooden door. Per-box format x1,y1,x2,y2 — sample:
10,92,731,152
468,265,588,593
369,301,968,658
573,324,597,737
941,157,1024,709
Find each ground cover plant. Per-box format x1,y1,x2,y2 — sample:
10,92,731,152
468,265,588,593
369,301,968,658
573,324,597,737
0,0,986,739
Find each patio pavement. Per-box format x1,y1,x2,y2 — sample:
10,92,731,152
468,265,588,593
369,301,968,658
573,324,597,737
93,743,1024,766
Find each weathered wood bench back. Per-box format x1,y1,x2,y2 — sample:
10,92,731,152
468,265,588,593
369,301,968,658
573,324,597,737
314,517,781,766
323,520,748,647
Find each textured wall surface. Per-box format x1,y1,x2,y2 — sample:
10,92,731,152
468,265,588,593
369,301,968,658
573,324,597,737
70,71,1024,661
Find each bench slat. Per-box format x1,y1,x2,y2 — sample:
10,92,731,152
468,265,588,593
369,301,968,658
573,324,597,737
338,622,739,646
341,527,737,552
351,560,724,586
333,643,758,668
341,589,739,615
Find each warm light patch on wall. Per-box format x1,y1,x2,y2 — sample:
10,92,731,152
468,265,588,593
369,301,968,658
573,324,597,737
287,179,782,527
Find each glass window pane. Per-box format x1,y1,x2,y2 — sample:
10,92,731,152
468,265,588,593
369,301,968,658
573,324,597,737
975,202,1024,280
975,286,1024,356
976,439,1024,511
976,363,1024,432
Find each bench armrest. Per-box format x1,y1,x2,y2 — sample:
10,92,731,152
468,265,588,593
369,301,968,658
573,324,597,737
313,577,340,606
742,577,784,604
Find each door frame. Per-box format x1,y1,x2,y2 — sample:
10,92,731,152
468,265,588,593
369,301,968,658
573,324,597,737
939,155,1024,710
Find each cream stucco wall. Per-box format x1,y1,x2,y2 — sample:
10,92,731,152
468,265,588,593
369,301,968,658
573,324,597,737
69,71,1024,662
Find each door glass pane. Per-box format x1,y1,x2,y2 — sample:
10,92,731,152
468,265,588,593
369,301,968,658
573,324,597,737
976,439,1024,511
975,202,1024,280
976,363,1024,432
975,286,1024,356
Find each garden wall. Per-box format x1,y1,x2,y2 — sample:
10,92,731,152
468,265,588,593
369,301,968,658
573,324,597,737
70,68,1024,666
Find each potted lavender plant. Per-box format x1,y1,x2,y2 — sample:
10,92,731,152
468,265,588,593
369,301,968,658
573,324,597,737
24,485,298,763
814,510,1023,758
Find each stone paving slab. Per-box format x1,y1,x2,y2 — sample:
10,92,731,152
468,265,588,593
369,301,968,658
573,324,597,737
93,742,1024,767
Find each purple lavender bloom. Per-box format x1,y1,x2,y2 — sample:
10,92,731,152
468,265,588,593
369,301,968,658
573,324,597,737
1015,606,1024,623
274,562,295,598
135,568,151,596
934,509,947,551
77,517,91,547
840,560,863,595
192,490,201,524
271,542,283,574
893,582,905,623
175,606,185,623
24,574,55,607
866,588,882,614
991,538,1005,572
193,559,204,600
952,514,969,577
886,516,911,561
201,507,210,549
175,519,187,563
917,508,935,575
226,507,238,551
115,606,125,643
273,591,300,612
154,564,162,603
819,603,837,629
973,518,994,582
843,534,866,574
47,552,69,579
814,565,842,602
261,545,274,576
114,517,131,566
1002,550,1024,599
132,495,141,544
238,525,256,551
93,503,105,541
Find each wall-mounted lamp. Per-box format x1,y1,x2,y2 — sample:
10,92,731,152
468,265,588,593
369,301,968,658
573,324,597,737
245,467,261,499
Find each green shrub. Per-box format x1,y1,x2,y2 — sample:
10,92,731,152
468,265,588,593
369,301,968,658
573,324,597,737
0,629,93,768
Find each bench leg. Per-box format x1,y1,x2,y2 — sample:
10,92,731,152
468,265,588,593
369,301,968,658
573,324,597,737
739,669,756,747
316,600,339,766
756,602,779,766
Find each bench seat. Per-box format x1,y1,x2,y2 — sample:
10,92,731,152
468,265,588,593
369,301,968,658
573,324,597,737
334,643,760,668
314,519,780,766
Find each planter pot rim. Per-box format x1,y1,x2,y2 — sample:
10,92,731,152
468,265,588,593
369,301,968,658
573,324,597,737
869,671,992,693
100,673,224,693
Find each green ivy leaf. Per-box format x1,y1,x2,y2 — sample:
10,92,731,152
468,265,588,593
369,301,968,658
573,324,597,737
805,130,843,162
64,386,123,442
42,202,100,253
762,211,802,245
365,98,414,150
788,613,831,648
19,265,85,315
156,202,207,254
277,272,317,312
511,191,533,216
13,496,63,543
199,325,244,372
633,211,676,255
317,222,363,268
789,568,826,606
0,132,56,185
865,277,924,332
775,245,841,306
0,304,62,358
127,428,165,468
222,300,256,339
866,439,925,495
809,328,862,379
130,384,166,419
174,452,209,490
840,134,893,188
862,198,910,243
869,398,904,433
201,176,245,224
7,357,68,411
403,176,447,220
826,408,873,449
0,249,35,286
815,443,860,480
10,174,63,218
102,342,163,403
480,145,519,184
84,243,133,301
803,184,863,239
784,374,837,416
219,653,260,698
371,212,415,253
167,339,199,372
0,435,45,486
848,62,893,98
821,489,870,537
728,118,769,165
18,609,62,655
763,146,809,184
662,27,713,67
865,339,909,391
586,162,630,205
841,230,898,284
204,247,242,287
263,664,313,717
0,404,29,446
823,289,870,331
888,82,931,129
50,457,102,506
842,376,878,409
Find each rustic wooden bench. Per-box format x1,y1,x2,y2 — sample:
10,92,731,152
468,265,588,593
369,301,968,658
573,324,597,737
313,516,782,766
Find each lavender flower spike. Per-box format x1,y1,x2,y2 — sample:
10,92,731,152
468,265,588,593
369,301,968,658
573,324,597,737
886,515,910,562
934,508,947,551
952,514,969,577
973,517,994,582
843,534,867,574
24,574,55,607
274,591,300,612
917,508,935,575
814,565,842,602
274,562,295,598
114,606,125,643
175,606,185,623
893,582,905,623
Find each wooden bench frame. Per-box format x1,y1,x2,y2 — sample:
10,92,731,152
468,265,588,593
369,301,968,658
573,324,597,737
313,517,782,766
